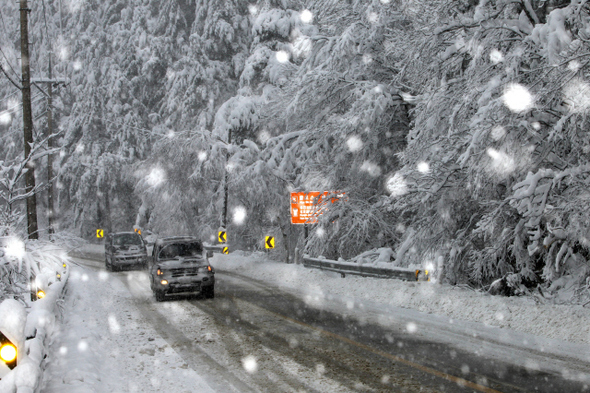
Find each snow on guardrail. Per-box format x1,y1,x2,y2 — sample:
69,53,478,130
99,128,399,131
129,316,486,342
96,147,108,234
302,254,428,281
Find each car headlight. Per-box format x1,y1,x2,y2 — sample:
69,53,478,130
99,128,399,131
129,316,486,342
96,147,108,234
0,343,17,362
37,290,45,299
157,269,163,276
160,279,168,285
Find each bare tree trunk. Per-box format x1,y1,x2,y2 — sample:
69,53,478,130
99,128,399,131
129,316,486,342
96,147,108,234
20,0,38,239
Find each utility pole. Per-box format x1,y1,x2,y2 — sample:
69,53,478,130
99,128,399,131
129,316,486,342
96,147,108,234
46,56,55,234
38,0,66,236
20,0,38,239
221,129,232,229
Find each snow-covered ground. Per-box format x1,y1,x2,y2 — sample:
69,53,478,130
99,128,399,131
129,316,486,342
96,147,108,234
215,251,590,345
40,245,590,391
41,265,216,393
212,250,590,383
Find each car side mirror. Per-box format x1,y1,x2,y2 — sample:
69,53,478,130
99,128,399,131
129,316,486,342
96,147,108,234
206,250,214,258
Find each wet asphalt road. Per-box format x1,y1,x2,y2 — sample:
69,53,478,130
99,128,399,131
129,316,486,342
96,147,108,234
198,270,589,393
74,255,589,392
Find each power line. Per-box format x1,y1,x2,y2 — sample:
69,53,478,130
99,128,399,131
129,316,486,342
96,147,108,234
0,6,19,80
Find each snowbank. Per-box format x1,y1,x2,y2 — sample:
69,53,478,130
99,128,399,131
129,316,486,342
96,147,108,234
0,252,70,393
213,251,590,346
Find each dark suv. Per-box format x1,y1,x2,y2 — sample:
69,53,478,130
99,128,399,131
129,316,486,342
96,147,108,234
105,232,148,271
149,236,215,301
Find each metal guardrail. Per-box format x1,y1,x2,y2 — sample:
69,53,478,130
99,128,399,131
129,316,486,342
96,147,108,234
203,244,225,253
302,255,426,281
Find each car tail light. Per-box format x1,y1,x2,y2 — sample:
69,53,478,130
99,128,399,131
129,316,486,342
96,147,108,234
207,266,212,272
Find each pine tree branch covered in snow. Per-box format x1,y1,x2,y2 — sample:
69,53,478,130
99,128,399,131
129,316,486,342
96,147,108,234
3,0,590,300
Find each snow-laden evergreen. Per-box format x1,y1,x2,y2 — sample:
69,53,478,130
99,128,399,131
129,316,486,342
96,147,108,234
1,0,590,300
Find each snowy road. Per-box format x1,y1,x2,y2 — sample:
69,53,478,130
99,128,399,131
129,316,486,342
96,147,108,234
42,255,588,392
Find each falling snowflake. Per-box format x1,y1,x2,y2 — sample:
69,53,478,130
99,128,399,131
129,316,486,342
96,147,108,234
75,144,85,154
502,83,533,113
386,173,408,197
490,126,506,141
108,315,121,334
568,60,581,72
416,161,430,174
233,206,247,225
360,161,381,177
5,238,25,259
300,9,313,23
226,162,236,172
198,151,207,161
59,346,68,355
77,340,89,352
242,356,258,373
346,136,363,152
489,49,504,64
248,5,258,16
0,112,11,125
276,50,290,63
367,12,379,23
531,122,541,131
316,363,326,375
406,322,417,333
486,148,515,175
362,54,373,64
147,167,166,187
316,227,326,238
73,60,82,71
58,46,69,61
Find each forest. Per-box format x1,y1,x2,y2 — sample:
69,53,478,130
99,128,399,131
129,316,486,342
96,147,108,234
2,0,590,297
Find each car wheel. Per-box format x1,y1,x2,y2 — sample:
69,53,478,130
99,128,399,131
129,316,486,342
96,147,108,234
154,291,165,302
203,286,214,299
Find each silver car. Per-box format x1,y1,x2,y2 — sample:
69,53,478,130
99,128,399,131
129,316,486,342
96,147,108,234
104,232,148,271
149,236,215,302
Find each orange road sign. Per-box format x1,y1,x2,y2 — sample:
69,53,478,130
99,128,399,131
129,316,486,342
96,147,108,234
290,191,344,225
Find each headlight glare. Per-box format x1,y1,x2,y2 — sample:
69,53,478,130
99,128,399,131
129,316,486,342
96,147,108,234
0,344,17,362
37,290,45,299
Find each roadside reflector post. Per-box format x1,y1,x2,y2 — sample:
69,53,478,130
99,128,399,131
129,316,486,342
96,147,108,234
0,299,26,379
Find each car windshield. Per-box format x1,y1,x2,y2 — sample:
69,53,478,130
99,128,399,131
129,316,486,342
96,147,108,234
113,234,143,246
158,242,203,259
